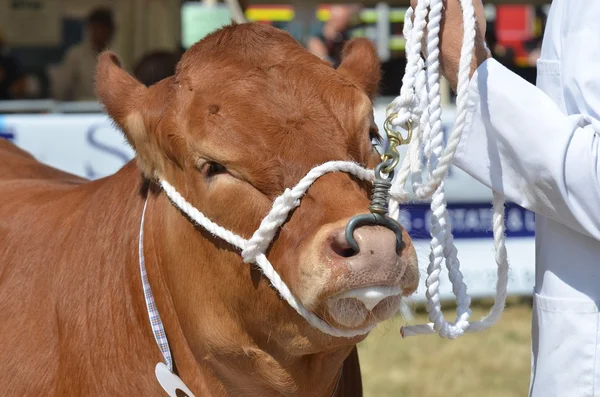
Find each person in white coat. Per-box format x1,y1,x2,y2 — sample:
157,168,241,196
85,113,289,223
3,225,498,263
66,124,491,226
412,0,600,395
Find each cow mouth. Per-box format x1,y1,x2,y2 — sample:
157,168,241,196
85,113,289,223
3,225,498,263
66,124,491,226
325,286,404,329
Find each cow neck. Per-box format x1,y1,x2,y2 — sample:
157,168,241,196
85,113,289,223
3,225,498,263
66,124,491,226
139,190,347,397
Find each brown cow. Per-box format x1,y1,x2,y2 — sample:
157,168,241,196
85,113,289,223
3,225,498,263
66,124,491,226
0,23,418,396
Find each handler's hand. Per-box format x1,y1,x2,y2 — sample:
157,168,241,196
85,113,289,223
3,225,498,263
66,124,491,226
410,0,491,91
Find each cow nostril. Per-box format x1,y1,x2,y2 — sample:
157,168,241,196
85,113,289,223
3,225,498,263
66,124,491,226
329,232,359,258
335,246,358,258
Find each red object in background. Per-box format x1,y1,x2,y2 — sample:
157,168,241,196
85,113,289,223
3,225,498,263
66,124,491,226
495,5,533,61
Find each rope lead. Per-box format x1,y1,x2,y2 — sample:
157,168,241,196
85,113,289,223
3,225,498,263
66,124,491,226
386,0,510,339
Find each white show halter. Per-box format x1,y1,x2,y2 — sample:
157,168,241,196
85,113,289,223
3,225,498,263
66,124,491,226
159,161,377,339
386,0,509,339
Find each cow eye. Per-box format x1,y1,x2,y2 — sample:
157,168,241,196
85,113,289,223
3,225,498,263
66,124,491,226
203,161,227,178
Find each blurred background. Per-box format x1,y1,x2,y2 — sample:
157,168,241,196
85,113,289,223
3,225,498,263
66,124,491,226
0,0,549,395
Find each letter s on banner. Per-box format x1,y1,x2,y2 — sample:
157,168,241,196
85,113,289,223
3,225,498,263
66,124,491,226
85,122,134,179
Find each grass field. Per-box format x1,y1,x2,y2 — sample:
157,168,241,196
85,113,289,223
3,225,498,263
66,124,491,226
357,301,533,397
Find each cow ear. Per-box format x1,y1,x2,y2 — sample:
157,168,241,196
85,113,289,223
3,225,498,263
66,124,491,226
95,51,170,178
337,38,381,99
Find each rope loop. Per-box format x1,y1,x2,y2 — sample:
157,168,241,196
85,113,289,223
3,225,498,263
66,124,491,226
391,0,510,339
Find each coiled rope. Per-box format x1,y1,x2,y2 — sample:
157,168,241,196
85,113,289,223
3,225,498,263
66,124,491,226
387,0,509,339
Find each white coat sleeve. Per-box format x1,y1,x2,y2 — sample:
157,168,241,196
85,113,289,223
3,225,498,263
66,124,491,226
453,58,600,241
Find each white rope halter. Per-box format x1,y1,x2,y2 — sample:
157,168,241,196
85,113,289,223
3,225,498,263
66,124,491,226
161,161,379,338
387,0,509,339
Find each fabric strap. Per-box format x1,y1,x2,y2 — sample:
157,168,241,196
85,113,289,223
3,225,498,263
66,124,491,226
139,197,174,372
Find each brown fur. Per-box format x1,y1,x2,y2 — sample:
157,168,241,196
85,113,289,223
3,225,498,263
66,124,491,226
0,23,412,396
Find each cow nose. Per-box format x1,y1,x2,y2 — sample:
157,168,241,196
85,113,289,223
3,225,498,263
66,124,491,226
328,225,399,263
323,225,408,327
326,225,404,299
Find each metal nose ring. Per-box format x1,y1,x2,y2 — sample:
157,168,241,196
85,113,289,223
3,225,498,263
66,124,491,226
344,213,404,255
344,161,404,255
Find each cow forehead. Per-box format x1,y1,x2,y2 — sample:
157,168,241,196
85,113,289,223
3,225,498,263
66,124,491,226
184,110,367,195
183,70,373,183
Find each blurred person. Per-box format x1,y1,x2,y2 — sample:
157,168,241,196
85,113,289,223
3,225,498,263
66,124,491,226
484,20,515,68
52,8,115,101
522,7,547,68
0,28,26,100
133,50,181,87
307,5,360,68
411,0,600,395
524,37,543,67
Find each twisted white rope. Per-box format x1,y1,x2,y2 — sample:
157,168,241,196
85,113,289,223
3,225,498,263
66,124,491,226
160,161,377,338
387,0,509,339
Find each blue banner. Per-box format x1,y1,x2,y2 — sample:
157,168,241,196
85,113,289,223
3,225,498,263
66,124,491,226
398,201,536,239
0,116,14,141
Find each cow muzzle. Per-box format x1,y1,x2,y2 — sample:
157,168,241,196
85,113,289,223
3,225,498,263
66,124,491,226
312,220,418,329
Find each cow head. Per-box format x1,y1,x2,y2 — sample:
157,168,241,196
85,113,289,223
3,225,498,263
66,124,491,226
96,23,418,357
